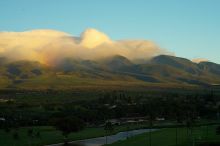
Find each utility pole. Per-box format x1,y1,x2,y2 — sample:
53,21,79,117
176,126,178,146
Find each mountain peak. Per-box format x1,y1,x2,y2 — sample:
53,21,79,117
151,55,196,70
152,55,190,63
103,55,133,69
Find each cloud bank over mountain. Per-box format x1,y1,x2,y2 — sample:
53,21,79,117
0,28,172,65
192,58,209,63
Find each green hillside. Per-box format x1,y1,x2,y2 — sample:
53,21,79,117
0,55,220,90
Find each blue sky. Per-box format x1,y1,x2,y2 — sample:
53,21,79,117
0,0,220,63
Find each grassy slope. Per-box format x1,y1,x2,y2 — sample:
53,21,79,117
10,73,200,91
0,77,10,88
1,56,220,90
12,74,144,89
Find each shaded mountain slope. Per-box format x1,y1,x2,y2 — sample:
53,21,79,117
0,55,220,89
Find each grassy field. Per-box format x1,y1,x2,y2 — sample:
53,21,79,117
0,123,151,146
0,123,219,146
106,125,220,146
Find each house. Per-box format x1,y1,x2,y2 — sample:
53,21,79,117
0,117,5,121
156,117,165,121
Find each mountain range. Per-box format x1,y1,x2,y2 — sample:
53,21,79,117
0,55,220,90
0,29,219,90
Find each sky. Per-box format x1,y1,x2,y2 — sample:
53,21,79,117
0,0,220,63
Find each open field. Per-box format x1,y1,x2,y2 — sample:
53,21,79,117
0,123,151,146
1,86,219,105
106,125,220,146
1,124,220,146
1,87,220,146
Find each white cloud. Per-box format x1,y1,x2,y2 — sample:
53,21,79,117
192,58,209,63
0,28,172,65
80,28,112,48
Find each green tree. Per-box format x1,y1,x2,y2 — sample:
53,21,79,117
216,126,220,135
12,130,19,146
53,117,85,146
27,128,34,146
104,121,114,144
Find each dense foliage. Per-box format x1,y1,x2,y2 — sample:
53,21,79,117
0,88,219,130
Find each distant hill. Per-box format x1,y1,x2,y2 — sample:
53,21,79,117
0,55,220,90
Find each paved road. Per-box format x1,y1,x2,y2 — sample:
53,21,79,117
45,129,157,146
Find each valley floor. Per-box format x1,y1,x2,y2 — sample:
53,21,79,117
0,123,150,146
0,123,220,146
105,125,220,146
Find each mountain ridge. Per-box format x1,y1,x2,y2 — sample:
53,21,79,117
0,55,220,89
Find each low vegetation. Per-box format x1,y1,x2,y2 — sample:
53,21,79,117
106,125,220,146
0,87,220,146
